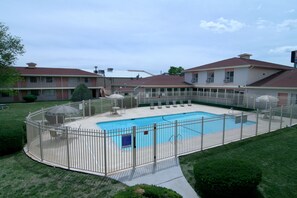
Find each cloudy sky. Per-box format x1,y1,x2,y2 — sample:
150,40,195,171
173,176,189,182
1,0,297,74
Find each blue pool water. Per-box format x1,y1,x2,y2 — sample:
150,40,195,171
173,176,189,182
97,111,255,148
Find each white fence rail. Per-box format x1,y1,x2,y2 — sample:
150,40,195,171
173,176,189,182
25,98,297,176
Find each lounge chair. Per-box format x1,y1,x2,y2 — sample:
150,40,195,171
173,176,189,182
166,101,170,108
158,101,162,109
180,100,184,107
173,100,177,107
150,102,155,110
188,100,192,106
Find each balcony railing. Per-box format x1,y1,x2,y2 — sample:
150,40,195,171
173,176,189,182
224,76,234,83
206,78,214,83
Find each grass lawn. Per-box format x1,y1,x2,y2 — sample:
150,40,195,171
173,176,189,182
0,101,126,197
179,126,297,198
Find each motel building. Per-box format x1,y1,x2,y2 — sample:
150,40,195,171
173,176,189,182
114,53,297,108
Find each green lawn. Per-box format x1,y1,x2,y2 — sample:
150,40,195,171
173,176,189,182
180,126,297,198
0,101,126,197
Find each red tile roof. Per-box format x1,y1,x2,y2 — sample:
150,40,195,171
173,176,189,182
15,66,98,77
249,69,297,88
185,57,292,72
114,74,191,87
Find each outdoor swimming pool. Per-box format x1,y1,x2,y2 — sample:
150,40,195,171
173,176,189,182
97,111,255,148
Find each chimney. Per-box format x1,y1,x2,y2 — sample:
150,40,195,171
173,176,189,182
238,53,252,59
26,62,37,68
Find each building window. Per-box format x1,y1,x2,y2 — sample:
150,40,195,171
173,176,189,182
30,77,37,83
192,73,198,83
206,71,214,83
44,90,55,96
291,94,297,104
46,77,53,83
224,71,234,83
84,78,89,83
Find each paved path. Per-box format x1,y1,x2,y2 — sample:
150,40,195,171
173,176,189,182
109,158,199,198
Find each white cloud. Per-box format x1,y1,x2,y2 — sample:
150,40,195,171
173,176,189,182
200,17,245,33
269,46,297,54
277,19,297,31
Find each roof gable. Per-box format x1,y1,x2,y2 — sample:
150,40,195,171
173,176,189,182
186,57,292,72
249,69,297,87
15,67,98,77
114,74,190,87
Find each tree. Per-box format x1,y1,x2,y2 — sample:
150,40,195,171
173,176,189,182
0,22,25,93
168,66,184,75
71,84,93,102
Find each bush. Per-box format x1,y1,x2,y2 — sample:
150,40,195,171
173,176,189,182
23,94,37,102
113,184,182,198
0,123,24,156
193,158,262,198
71,84,92,102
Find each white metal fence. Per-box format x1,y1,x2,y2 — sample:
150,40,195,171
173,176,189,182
25,97,297,176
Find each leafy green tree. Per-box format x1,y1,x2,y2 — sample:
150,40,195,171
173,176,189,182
0,23,25,93
71,84,92,102
168,66,184,75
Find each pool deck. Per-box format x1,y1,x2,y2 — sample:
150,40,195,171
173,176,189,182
64,104,291,198
29,104,292,198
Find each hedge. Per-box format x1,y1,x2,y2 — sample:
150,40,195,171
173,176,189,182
193,158,262,198
0,123,24,156
113,184,182,198
23,94,37,102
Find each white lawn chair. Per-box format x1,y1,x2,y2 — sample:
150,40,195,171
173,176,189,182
150,102,155,110
173,100,177,107
166,101,170,108
180,100,184,107
158,101,162,109
188,100,192,106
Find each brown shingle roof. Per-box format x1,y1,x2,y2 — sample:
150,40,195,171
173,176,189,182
15,67,98,77
114,74,191,87
185,57,292,72
249,69,297,87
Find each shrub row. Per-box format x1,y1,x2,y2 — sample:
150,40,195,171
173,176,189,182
23,94,37,102
0,122,24,156
113,184,182,198
193,158,262,198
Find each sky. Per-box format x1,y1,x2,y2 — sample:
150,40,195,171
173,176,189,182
1,0,297,74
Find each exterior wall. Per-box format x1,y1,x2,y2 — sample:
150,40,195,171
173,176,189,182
247,68,281,85
246,88,297,106
184,72,192,84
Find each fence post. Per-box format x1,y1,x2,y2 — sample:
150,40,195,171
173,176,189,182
153,123,157,164
104,130,107,176
174,120,178,158
256,109,259,136
290,104,293,126
268,107,272,132
89,99,91,116
66,127,70,169
133,126,137,169
82,100,85,118
42,108,45,124
280,105,283,129
100,98,103,113
201,117,204,151
38,122,43,162
240,112,243,140
222,114,225,145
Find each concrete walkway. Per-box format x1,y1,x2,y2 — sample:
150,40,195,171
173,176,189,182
109,158,199,198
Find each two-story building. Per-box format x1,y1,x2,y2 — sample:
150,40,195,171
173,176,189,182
0,63,103,102
184,53,296,106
